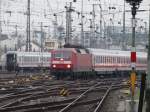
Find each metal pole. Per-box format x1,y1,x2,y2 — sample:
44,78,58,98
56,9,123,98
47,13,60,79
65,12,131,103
65,2,72,45
69,2,72,44
144,22,147,38
138,73,146,112
0,0,1,41
131,4,136,48
130,3,137,112
26,0,31,52
15,25,18,37
41,22,43,52
81,0,84,46
65,4,69,44
99,4,102,39
146,4,150,112
92,4,95,48
122,0,126,50
28,0,31,51
53,14,58,39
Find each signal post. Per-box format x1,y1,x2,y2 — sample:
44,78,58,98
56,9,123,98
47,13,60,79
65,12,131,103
146,4,150,112
125,0,143,112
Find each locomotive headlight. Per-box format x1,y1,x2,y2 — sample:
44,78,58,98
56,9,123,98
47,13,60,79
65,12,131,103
67,64,71,68
53,64,56,68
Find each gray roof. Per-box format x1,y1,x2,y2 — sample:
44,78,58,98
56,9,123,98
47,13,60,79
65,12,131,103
0,34,8,41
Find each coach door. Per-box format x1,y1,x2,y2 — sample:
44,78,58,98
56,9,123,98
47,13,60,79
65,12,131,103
6,53,17,71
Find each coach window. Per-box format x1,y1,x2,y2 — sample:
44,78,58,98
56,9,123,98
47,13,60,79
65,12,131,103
99,56,101,63
127,58,129,64
19,57,21,62
32,57,34,63
123,57,126,64
122,57,124,64
116,57,118,63
108,56,110,63
31,57,33,62
143,59,144,64
120,57,121,64
110,57,112,64
107,56,109,63
141,59,143,64
123,57,125,64
104,56,106,64
121,57,123,64
120,57,122,64
144,59,146,64
118,57,120,63
140,58,142,64
113,57,116,63
101,56,103,63
125,57,127,64
105,56,107,63
106,56,108,63
97,56,99,63
24,57,26,62
137,58,140,64
118,57,120,64
96,56,98,63
140,59,142,64
28,57,30,62
103,56,105,64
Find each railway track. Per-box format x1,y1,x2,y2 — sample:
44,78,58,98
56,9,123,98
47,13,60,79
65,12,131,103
0,77,129,112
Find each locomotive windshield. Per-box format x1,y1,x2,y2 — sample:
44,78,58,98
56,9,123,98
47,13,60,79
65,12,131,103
53,51,71,59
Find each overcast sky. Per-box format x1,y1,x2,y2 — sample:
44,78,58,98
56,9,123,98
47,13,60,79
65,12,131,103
0,0,150,35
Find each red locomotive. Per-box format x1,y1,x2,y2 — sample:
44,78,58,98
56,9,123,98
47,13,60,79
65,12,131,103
51,47,93,78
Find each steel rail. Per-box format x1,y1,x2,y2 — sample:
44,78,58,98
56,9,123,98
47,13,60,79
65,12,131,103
59,82,101,112
94,85,112,112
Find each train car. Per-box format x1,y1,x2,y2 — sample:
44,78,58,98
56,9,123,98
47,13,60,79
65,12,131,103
89,49,147,76
0,54,6,71
51,48,92,78
51,47,147,79
6,51,51,72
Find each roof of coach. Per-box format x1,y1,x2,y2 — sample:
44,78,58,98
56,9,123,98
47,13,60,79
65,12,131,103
52,48,77,52
7,51,51,57
52,48,89,54
88,48,147,58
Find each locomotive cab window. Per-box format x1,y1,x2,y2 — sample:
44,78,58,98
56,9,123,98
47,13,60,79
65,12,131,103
53,51,71,60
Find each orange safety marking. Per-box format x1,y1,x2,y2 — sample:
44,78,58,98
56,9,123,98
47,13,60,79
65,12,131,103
130,72,136,96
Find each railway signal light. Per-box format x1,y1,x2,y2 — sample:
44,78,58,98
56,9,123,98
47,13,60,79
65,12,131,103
73,0,76,2
131,52,136,63
125,0,143,5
